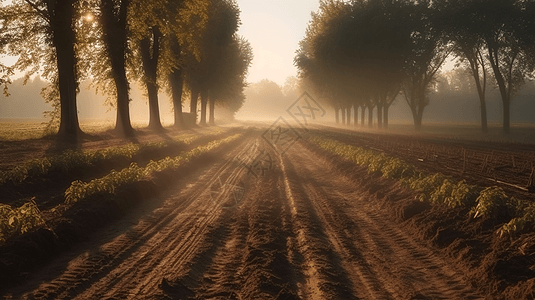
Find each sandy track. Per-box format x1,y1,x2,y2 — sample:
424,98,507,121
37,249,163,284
3,133,485,299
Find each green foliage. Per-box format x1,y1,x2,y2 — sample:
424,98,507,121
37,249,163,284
426,178,480,207
501,202,535,235
403,173,449,202
381,157,417,179
310,135,481,209
64,133,242,204
0,199,45,244
308,135,417,180
470,186,517,219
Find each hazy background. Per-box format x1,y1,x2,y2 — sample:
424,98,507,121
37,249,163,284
1,0,534,126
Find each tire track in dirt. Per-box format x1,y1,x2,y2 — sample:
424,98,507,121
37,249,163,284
188,137,301,299
282,139,484,299
280,145,359,300
4,134,255,299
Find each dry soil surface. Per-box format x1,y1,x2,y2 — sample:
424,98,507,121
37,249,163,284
2,130,486,299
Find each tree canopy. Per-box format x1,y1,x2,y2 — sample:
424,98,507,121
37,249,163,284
295,0,535,133
0,0,252,139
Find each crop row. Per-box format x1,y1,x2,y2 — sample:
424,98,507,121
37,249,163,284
0,133,242,245
0,129,229,186
64,133,243,204
0,199,45,243
307,135,535,237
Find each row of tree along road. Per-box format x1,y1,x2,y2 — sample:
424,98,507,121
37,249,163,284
0,0,253,141
295,0,535,134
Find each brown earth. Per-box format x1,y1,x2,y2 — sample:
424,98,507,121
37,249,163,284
0,124,534,299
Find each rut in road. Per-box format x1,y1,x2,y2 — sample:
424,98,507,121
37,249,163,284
279,140,484,300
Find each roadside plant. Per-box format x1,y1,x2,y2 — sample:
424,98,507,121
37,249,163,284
501,202,535,235
0,199,45,244
470,186,517,219
64,134,242,204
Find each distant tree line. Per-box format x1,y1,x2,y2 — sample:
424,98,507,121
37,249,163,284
0,0,253,141
295,0,535,134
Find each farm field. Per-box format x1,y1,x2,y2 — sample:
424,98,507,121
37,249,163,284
1,122,535,299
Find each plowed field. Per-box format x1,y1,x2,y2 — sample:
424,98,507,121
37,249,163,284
2,124,534,299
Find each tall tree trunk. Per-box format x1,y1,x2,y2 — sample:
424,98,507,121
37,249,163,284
190,88,199,124
200,92,208,125
354,106,359,127
368,105,374,128
209,97,215,125
50,0,82,141
341,108,346,125
468,53,488,134
346,106,351,126
334,106,340,124
101,0,134,137
170,69,184,128
140,26,163,131
377,102,383,130
411,104,424,131
487,43,512,135
361,106,365,127
114,74,133,136
169,38,184,129
383,105,389,129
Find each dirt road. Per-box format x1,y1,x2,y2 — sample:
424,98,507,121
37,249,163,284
3,131,484,299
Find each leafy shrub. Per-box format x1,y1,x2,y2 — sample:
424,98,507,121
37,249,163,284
0,199,45,243
501,202,535,235
426,179,480,208
446,180,480,208
381,157,417,179
470,186,516,219
403,173,449,202
368,152,389,174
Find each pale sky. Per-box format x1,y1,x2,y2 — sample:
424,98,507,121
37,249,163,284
237,0,320,86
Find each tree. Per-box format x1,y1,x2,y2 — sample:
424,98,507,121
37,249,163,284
1,0,84,141
401,0,450,131
295,0,354,125
129,0,169,131
296,0,410,129
183,0,241,126
207,35,252,124
163,0,209,128
480,0,535,135
440,0,490,133
96,0,135,137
